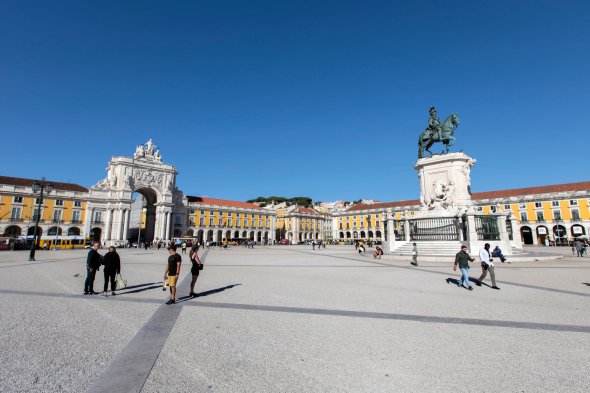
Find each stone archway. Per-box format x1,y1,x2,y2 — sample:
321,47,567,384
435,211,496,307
3,225,21,237
48,226,62,236
68,227,81,236
90,227,102,242
27,226,42,237
87,140,185,246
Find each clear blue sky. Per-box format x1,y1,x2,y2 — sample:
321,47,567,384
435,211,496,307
1,1,588,202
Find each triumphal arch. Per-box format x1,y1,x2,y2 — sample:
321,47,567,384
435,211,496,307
85,140,187,245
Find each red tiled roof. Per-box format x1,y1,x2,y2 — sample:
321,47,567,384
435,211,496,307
0,175,88,193
346,199,420,212
187,196,263,210
345,181,590,212
472,181,590,200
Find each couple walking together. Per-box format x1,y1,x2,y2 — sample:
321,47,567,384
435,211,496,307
453,243,500,291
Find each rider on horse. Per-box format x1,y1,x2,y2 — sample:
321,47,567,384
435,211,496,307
425,106,442,140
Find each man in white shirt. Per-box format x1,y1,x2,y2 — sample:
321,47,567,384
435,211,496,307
477,243,500,290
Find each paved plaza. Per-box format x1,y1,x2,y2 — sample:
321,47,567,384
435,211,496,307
0,245,589,393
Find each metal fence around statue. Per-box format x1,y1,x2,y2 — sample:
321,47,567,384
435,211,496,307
409,217,462,241
475,215,500,240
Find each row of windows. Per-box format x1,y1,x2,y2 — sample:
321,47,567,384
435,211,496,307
8,207,83,222
11,195,82,207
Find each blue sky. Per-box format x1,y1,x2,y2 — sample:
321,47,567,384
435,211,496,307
1,1,588,202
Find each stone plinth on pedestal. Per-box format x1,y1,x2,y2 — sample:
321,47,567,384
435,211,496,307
414,152,476,215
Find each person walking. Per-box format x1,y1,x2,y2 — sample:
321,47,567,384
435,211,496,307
84,242,102,295
102,246,121,296
373,246,383,259
478,243,500,290
164,245,182,304
453,245,475,291
411,242,418,266
574,240,583,257
181,242,187,254
144,241,149,251
189,248,203,298
312,241,316,250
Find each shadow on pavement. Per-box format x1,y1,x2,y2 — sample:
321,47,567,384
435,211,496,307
176,284,242,303
446,277,482,289
119,283,162,294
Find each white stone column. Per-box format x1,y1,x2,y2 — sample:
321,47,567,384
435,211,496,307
112,209,122,240
404,219,410,242
511,218,523,250
122,209,130,242
383,217,396,254
104,209,113,241
165,211,171,241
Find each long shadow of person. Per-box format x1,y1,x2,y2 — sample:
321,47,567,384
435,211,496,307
177,284,242,303
119,283,162,295
445,277,482,289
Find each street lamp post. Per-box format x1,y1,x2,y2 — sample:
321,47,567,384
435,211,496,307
29,178,53,261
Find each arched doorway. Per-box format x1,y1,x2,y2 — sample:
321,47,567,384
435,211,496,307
571,224,585,238
520,226,533,245
173,229,181,237
536,226,548,245
130,188,158,243
553,225,567,245
68,227,81,236
90,227,102,243
186,229,194,237
48,226,62,236
376,230,382,239
339,232,344,239
368,230,374,239
234,230,239,239
3,225,21,237
27,226,42,237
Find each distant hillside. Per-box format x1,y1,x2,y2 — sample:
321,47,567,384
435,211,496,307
247,196,313,208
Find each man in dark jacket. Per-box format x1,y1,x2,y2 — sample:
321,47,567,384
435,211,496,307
84,242,102,295
453,245,475,291
102,246,121,296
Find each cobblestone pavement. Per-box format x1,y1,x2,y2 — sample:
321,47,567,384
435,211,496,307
1,245,589,393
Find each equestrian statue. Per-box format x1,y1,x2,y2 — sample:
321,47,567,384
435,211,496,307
418,107,460,158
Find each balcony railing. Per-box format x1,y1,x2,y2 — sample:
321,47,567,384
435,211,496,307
91,220,103,224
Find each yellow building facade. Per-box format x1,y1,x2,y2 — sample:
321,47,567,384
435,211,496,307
0,176,88,242
335,182,590,246
185,196,275,244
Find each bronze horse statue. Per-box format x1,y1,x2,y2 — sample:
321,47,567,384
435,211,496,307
418,113,460,158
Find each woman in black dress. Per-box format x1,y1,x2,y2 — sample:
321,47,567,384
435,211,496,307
189,249,202,298
102,246,121,296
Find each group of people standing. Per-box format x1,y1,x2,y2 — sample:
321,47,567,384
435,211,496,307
84,242,121,296
84,241,204,304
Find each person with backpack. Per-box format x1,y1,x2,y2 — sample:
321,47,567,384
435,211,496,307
373,246,383,259
478,243,500,290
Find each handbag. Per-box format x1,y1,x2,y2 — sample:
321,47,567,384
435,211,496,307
198,263,204,271
115,273,127,290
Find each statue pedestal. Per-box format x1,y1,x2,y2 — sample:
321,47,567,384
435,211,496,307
415,152,476,215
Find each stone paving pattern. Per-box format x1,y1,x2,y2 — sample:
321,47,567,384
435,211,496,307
0,245,588,392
